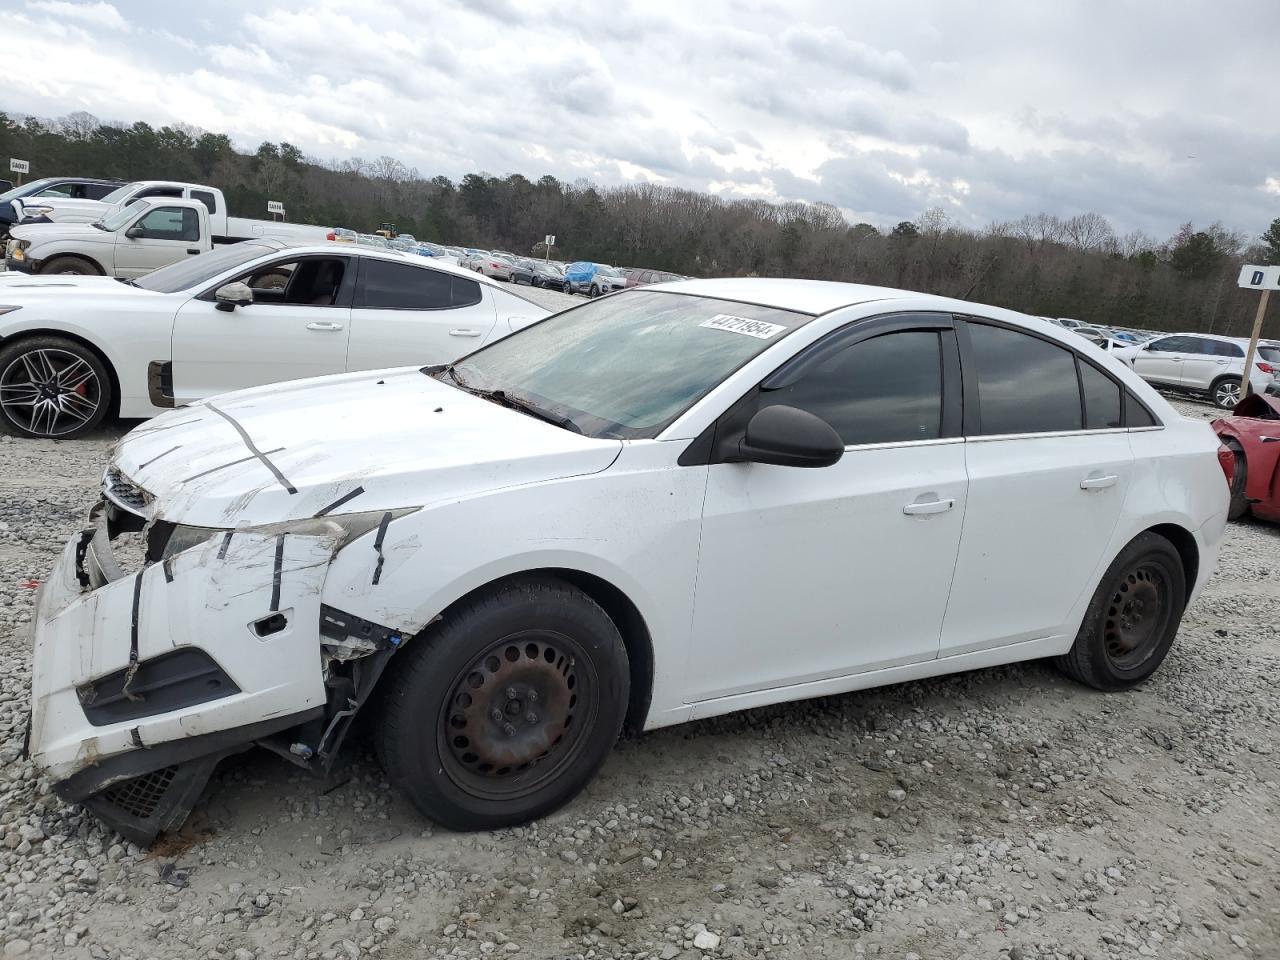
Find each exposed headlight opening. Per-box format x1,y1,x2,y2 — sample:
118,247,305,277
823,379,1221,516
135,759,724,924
159,508,419,560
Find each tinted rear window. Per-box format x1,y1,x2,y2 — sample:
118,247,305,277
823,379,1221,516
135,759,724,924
357,259,482,309
968,322,1082,435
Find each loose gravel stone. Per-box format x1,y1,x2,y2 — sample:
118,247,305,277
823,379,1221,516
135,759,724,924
0,395,1275,958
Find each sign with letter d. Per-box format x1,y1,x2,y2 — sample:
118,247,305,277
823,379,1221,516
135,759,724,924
1238,264,1280,290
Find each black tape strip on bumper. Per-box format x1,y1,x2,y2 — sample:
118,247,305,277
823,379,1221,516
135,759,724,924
205,403,297,494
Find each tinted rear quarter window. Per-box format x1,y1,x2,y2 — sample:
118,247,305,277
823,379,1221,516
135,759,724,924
358,258,482,309
1078,360,1122,429
968,322,1082,435
761,330,943,446
191,190,218,215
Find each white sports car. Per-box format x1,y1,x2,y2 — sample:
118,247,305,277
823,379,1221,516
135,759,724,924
0,241,548,438
27,278,1229,844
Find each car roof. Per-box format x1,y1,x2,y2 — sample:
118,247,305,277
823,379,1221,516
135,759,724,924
643,277,966,315
270,242,506,287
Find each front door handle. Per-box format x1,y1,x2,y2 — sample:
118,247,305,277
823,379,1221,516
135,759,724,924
1080,474,1119,490
186,248,200,255
903,496,955,516
305,321,345,332
450,328,482,337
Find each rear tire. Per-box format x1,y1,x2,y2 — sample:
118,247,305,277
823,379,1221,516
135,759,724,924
1211,376,1242,410
1224,439,1249,520
39,256,98,276
1053,532,1186,691
376,576,629,830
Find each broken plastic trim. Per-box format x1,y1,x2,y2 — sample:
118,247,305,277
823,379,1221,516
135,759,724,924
76,647,240,727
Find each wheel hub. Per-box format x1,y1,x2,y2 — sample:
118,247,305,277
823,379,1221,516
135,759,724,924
1103,565,1165,665
445,638,577,781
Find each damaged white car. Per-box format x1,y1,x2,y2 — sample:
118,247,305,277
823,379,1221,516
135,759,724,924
28,280,1230,844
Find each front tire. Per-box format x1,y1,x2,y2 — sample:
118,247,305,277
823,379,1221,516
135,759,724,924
376,576,629,831
39,256,98,276
1211,376,1242,410
0,336,111,439
1224,438,1249,520
1054,532,1186,691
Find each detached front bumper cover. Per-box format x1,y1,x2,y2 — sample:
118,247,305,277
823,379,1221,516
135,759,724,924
29,503,342,845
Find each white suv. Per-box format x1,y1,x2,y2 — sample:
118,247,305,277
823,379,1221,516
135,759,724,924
1115,333,1278,409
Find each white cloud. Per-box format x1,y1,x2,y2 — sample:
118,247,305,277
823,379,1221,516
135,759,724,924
27,1,128,30
2,0,1277,240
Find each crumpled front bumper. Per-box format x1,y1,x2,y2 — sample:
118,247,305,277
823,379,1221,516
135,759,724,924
28,505,338,843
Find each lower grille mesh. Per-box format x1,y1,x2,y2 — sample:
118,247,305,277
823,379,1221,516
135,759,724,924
99,766,178,818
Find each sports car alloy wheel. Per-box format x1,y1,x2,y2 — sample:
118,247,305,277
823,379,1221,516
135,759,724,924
0,347,103,438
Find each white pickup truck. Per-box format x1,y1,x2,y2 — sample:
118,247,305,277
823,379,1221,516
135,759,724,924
14,179,329,246
5,197,280,277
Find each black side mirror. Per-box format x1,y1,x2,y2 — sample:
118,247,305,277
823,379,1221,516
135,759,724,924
125,225,145,239
734,405,844,468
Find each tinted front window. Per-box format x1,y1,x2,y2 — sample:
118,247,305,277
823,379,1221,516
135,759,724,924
448,290,813,439
357,258,481,309
1079,360,1122,429
137,206,199,242
1148,336,1192,352
85,184,117,200
761,331,942,445
969,322,1082,434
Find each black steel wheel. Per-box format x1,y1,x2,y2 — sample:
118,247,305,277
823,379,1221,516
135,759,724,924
0,336,111,439
376,576,629,830
1054,532,1186,690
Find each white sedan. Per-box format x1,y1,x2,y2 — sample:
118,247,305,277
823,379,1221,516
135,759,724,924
28,279,1228,843
0,241,548,438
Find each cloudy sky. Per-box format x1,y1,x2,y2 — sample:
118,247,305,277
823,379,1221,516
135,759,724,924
6,0,1278,239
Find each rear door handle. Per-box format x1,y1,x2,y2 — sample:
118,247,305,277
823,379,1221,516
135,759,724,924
1080,474,1119,490
305,321,344,332
450,328,482,337
903,497,955,516
186,248,200,255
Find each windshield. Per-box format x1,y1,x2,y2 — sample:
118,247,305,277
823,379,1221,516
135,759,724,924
445,290,813,439
1,179,58,201
133,242,278,294
596,265,623,278
99,200,144,232
100,182,142,205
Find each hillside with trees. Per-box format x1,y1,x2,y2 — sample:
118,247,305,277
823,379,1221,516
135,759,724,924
3,109,1276,336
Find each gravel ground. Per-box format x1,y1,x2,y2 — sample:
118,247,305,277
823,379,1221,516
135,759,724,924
0,392,1276,960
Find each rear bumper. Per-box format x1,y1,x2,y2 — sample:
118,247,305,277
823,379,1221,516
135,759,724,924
28,505,338,841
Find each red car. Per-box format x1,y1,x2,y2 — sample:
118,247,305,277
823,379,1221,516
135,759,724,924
1214,393,1280,523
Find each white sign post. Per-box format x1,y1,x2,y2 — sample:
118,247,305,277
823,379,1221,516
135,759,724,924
1236,265,1280,401
9,158,29,186
544,234,555,262
267,200,285,221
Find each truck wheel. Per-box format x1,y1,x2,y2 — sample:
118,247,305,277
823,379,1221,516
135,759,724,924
0,336,112,439
39,256,99,276
376,576,629,830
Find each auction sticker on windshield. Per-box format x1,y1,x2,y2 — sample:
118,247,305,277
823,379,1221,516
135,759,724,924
699,314,787,339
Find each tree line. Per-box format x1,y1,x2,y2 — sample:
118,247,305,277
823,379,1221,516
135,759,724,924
4,109,1279,337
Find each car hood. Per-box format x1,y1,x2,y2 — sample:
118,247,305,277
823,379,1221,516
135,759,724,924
109,367,624,528
0,272,163,302
16,196,110,222
9,221,114,246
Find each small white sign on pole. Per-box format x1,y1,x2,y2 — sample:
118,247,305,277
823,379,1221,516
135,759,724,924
1237,264,1280,291
267,200,285,217
545,235,555,247
1236,265,1278,402
9,159,29,175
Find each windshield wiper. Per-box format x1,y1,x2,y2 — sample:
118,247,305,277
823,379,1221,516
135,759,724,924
429,365,581,433
114,277,138,286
